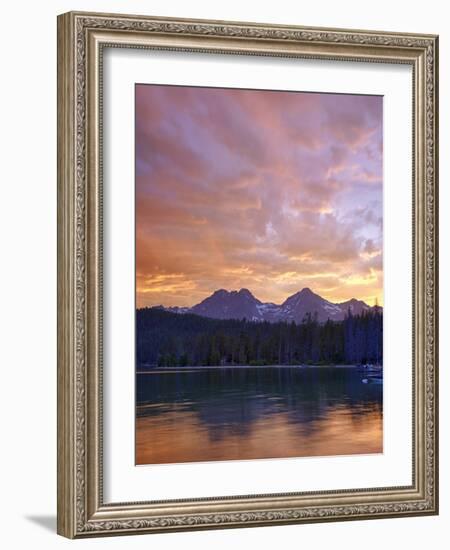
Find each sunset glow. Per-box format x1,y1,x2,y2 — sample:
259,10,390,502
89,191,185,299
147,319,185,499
136,85,383,308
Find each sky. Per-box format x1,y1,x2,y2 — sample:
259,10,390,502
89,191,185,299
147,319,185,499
136,84,383,308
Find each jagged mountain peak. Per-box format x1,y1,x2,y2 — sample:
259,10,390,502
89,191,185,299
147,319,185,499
340,297,365,305
212,288,229,297
338,297,371,316
237,288,258,300
298,287,314,295
212,287,255,298
282,287,321,303
238,287,252,295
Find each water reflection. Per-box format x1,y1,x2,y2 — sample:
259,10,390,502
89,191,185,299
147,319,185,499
136,366,383,465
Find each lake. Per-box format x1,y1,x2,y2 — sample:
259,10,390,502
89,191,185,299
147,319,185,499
136,366,383,465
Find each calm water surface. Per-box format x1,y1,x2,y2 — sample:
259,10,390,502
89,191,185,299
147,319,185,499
136,366,382,465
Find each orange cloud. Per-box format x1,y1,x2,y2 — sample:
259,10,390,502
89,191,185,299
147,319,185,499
136,85,383,308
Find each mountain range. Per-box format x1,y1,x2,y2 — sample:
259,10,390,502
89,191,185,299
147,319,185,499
157,287,380,324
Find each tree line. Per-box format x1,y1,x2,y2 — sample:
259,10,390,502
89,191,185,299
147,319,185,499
136,307,383,367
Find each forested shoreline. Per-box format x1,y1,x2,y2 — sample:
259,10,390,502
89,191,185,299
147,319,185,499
136,308,383,368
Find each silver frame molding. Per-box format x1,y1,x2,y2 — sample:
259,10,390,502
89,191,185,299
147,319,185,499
57,11,439,538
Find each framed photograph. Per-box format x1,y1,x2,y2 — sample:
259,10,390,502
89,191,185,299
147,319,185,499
57,11,439,538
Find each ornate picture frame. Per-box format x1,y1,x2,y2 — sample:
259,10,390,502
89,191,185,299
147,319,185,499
57,11,438,538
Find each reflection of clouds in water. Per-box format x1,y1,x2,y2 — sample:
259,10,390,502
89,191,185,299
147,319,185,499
136,367,382,464
136,406,382,465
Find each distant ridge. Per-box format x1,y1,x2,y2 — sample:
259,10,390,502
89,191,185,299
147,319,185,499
149,288,380,324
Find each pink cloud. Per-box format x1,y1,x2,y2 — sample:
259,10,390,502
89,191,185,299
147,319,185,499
136,84,383,307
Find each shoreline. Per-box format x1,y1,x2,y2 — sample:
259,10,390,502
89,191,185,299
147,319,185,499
136,364,379,374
